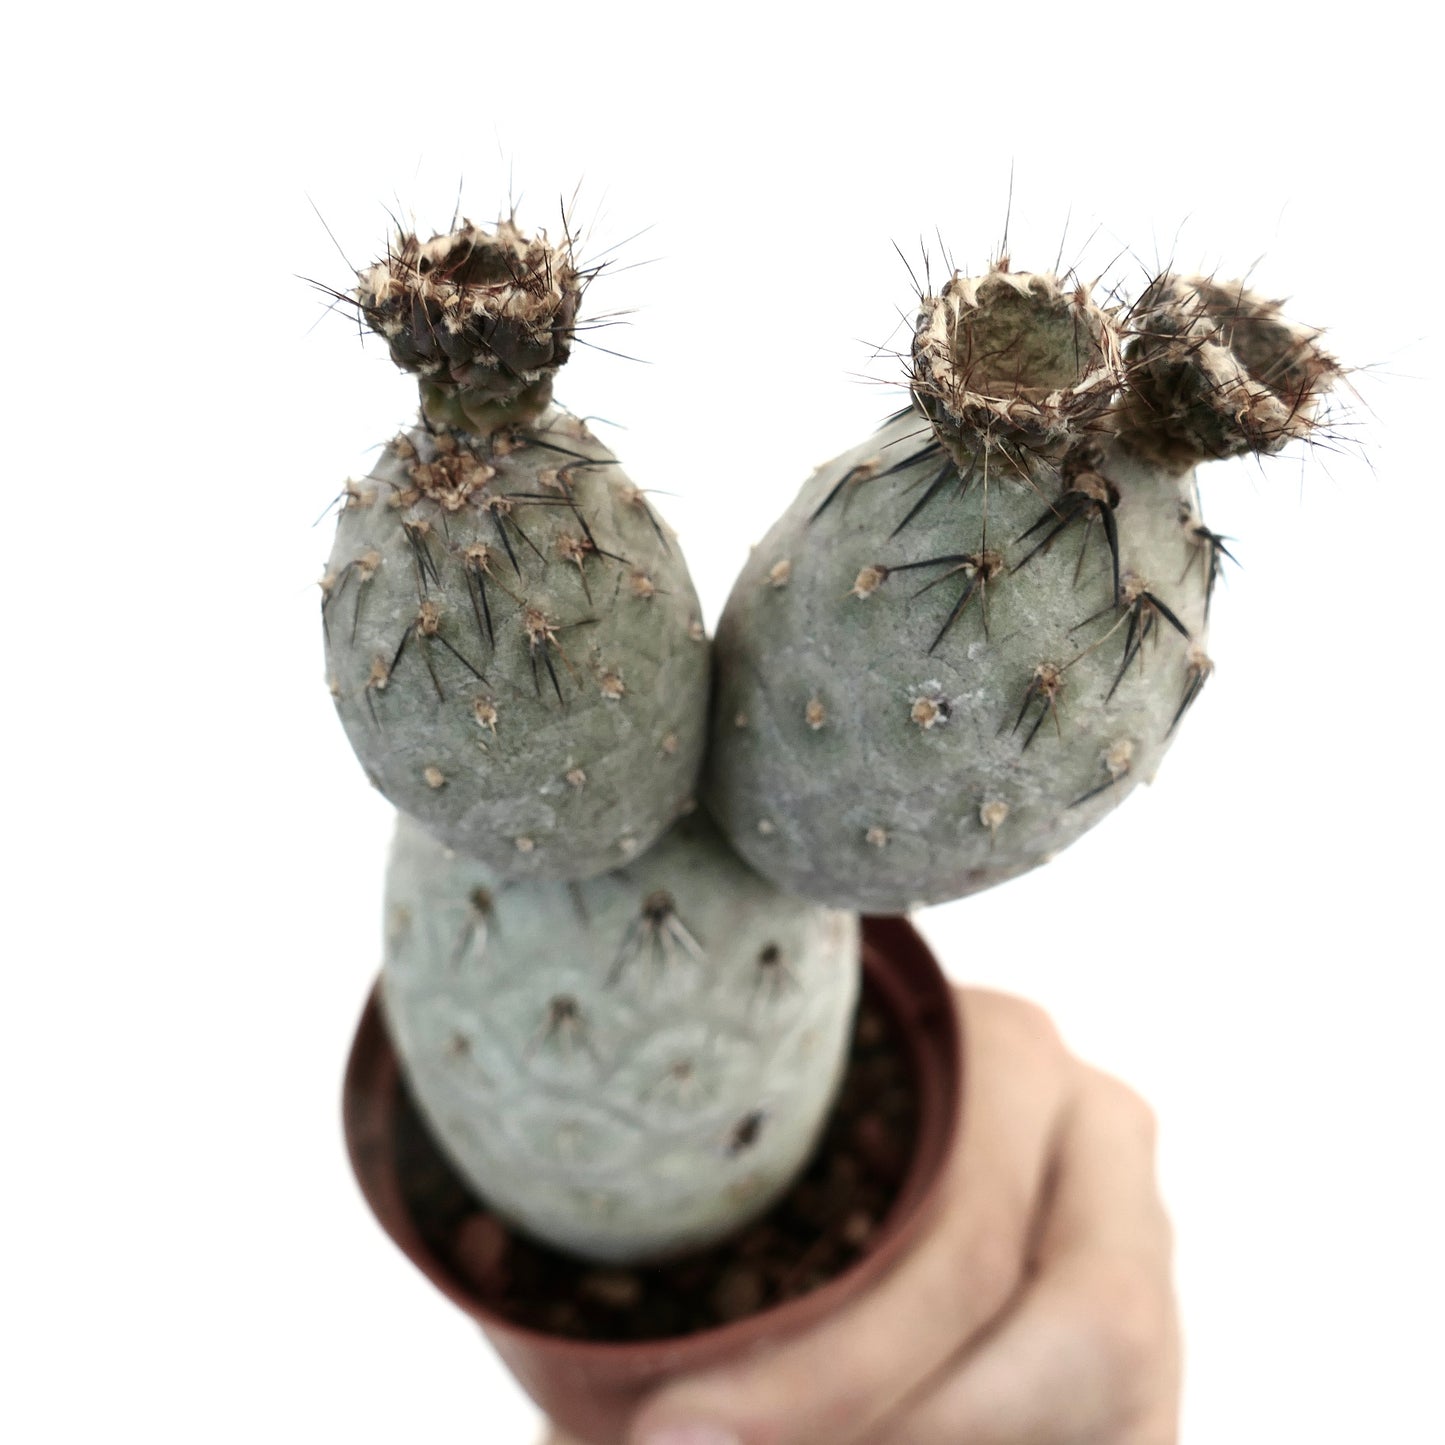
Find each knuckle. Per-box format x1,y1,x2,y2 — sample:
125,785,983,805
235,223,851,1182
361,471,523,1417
961,987,1066,1055
1083,1065,1160,1146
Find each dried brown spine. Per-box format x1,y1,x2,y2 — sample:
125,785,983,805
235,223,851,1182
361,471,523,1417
1116,273,1343,470
910,263,1123,460
355,218,587,432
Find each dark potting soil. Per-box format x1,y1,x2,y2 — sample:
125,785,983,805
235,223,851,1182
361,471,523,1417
393,985,920,1342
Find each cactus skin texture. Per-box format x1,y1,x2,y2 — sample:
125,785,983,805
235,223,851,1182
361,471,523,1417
380,809,861,1264
706,263,1338,912
322,220,709,879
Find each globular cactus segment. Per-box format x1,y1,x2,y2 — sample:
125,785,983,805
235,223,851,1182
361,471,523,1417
381,809,861,1264
323,218,709,879
1117,272,1343,470
707,416,1208,910
705,260,1338,912
324,413,708,878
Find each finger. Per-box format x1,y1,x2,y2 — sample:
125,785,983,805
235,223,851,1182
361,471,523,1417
877,1066,1181,1445
628,990,1075,1445
1028,1066,1164,1243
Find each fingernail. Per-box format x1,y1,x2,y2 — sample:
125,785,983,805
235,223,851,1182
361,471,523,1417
637,1427,742,1445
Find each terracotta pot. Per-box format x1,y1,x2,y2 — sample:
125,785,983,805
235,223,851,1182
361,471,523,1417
343,915,963,1444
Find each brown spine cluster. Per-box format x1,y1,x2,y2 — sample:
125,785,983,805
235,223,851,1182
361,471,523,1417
909,263,1123,458
1117,274,1342,469
355,218,584,417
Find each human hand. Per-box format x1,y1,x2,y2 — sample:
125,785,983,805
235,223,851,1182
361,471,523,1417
575,988,1182,1445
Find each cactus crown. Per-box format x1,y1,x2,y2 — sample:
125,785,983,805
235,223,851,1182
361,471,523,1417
909,263,1123,455
355,217,586,432
1119,273,1343,468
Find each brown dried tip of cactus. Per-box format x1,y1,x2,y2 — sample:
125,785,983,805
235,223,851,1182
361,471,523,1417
1117,273,1344,470
354,218,587,418
909,261,1124,460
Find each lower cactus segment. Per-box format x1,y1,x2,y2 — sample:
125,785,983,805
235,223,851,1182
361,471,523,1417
380,809,861,1264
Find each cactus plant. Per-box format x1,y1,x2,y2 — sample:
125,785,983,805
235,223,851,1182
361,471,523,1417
705,262,1341,911
381,809,860,1262
321,217,709,880
325,215,1341,1307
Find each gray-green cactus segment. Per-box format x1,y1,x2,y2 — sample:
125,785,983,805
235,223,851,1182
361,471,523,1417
705,411,1214,912
323,406,709,880
380,809,862,1264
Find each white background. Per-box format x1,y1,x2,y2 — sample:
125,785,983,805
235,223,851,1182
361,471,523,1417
5,3,1440,1441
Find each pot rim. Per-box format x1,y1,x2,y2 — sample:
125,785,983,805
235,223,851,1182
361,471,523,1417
343,913,962,1363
